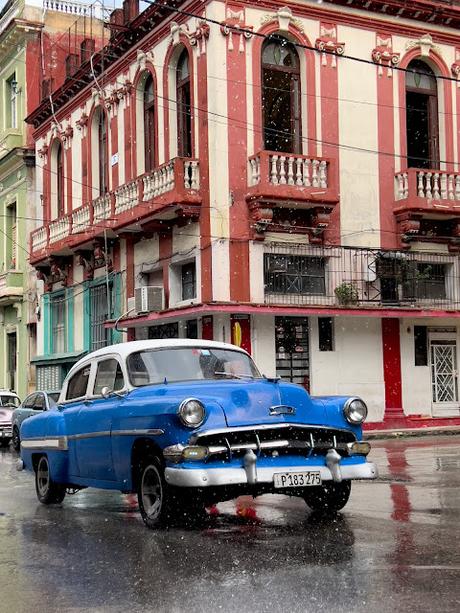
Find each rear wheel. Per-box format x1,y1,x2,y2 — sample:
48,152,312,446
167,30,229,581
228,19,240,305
0,438,10,448
35,455,66,504
12,427,20,452
303,480,351,513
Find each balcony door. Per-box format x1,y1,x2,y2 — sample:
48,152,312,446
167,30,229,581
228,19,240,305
406,59,439,169
262,38,301,154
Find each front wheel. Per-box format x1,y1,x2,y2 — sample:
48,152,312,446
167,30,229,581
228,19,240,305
303,480,351,513
137,458,170,529
35,455,66,504
12,427,20,452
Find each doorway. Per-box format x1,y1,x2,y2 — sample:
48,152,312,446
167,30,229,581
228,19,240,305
7,332,17,391
430,332,459,416
275,317,310,389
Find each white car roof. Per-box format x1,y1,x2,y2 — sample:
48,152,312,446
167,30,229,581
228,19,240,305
67,339,249,377
0,390,19,397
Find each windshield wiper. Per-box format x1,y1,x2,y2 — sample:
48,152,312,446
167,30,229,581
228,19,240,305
214,372,255,380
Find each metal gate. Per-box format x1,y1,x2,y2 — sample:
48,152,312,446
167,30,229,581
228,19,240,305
90,284,111,351
275,317,309,389
430,339,458,413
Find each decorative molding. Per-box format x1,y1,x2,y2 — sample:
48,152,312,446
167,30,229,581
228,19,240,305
170,19,210,56
451,49,460,87
372,34,400,77
260,6,304,33
405,33,441,57
220,7,253,53
75,112,89,136
37,145,49,159
36,258,69,292
315,24,345,68
61,123,74,149
136,48,155,73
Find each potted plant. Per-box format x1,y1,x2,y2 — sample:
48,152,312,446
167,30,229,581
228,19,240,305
335,282,359,306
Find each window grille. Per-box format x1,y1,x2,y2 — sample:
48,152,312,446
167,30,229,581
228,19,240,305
264,254,326,295
89,283,112,351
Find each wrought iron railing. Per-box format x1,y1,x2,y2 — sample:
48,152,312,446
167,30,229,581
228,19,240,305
264,243,460,310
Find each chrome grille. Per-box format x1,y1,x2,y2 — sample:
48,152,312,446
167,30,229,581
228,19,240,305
192,425,356,460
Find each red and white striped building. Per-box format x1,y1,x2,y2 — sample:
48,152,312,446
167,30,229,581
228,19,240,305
27,0,460,429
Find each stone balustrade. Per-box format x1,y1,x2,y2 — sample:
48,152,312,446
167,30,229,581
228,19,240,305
93,193,112,223
249,152,328,188
30,158,201,262
115,181,138,215
395,169,460,202
71,204,91,234
31,227,48,253
49,216,71,244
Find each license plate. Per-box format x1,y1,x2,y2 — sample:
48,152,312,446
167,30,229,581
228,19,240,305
273,471,321,488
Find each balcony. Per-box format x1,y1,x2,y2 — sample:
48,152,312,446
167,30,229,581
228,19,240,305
263,243,460,312
246,151,339,241
0,271,24,306
394,168,460,250
30,158,201,263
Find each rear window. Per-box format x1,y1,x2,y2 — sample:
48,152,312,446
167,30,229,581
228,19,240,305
0,395,20,408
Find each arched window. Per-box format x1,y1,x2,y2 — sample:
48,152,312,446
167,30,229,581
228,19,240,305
98,110,109,195
56,142,65,216
262,37,301,154
144,74,156,171
406,60,439,169
176,50,192,158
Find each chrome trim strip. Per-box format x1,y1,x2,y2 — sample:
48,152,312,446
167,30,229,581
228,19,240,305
191,423,356,444
67,431,111,441
67,429,164,440
165,462,379,488
21,428,164,449
21,437,68,450
115,429,165,437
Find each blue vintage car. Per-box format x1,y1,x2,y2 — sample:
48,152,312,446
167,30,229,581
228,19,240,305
19,340,377,528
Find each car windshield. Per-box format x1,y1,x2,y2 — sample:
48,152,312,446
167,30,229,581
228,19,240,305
48,393,60,404
127,347,261,387
0,395,20,408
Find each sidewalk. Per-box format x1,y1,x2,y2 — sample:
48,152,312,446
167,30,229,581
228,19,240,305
364,424,460,440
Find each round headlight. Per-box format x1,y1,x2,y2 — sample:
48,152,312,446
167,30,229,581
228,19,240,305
178,398,205,428
343,397,368,425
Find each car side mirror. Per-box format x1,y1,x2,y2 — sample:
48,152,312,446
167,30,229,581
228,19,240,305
101,386,126,399
101,386,111,399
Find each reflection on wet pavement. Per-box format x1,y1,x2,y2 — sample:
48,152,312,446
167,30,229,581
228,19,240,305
0,436,459,612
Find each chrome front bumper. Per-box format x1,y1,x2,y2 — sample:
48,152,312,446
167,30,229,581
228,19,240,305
165,459,378,488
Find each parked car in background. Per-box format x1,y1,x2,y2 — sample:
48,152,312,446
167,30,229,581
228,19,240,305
18,340,378,529
12,391,60,451
0,390,21,448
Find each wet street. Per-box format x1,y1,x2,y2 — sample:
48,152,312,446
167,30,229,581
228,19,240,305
0,436,459,613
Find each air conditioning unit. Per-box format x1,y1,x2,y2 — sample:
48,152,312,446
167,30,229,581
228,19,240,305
135,286,164,313
127,296,136,315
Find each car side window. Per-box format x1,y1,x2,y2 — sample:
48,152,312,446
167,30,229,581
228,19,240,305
93,359,125,396
66,366,91,401
23,394,36,409
34,394,45,411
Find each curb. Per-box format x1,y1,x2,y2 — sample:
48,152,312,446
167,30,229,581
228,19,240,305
364,426,460,440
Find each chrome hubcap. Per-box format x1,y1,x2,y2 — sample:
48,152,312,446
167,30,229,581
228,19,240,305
141,465,162,519
37,458,50,497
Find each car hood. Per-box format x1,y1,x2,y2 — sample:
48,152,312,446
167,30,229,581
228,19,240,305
0,408,13,425
182,379,330,428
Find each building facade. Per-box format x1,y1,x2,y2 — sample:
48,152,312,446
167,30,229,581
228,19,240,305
0,0,106,396
27,0,460,427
